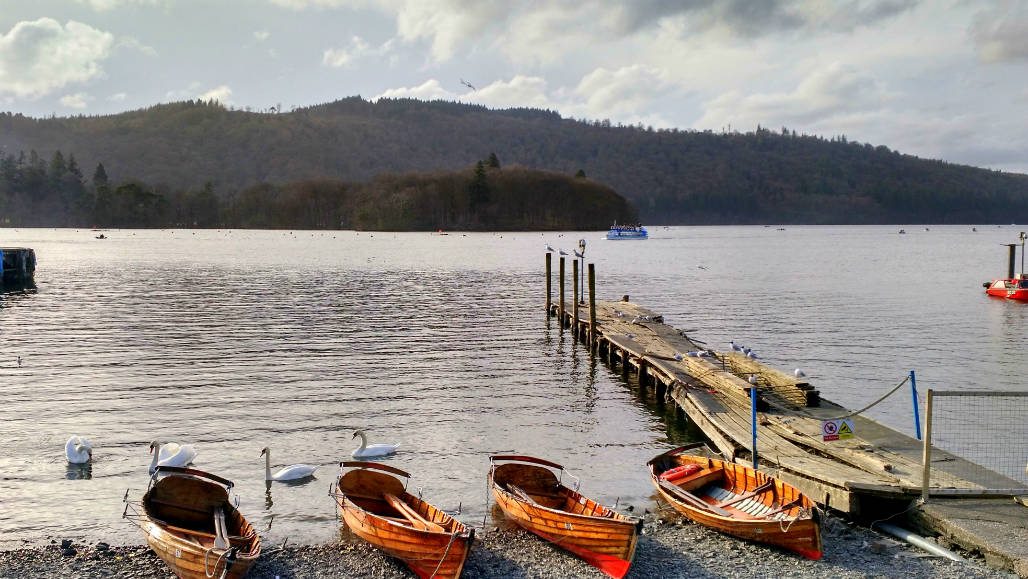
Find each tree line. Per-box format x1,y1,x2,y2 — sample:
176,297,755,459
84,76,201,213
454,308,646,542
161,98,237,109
0,148,635,230
3,98,1028,224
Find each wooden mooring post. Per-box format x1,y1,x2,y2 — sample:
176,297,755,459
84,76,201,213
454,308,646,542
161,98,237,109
588,263,596,348
545,252,552,314
0,247,36,286
559,257,565,328
572,259,579,335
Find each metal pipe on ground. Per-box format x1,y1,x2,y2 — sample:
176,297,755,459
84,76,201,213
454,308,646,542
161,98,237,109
874,522,966,562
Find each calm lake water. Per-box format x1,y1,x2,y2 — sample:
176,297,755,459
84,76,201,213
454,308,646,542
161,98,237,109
1,225,1026,550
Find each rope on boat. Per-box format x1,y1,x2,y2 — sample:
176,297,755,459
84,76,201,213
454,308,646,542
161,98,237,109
204,546,233,578
427,529,459,579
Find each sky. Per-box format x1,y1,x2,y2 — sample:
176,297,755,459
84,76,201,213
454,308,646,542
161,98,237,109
1,0,1027,173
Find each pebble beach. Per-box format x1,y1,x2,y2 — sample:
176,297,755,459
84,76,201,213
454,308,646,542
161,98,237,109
0,510,1013,579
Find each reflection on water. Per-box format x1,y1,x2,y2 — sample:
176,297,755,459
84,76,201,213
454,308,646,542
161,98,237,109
65,463,92,480
0,226,1025,549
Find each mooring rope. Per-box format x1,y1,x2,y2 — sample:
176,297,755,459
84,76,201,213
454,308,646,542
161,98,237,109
818,375,910,421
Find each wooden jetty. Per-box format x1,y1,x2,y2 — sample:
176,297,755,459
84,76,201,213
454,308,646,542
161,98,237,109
545,258,1028,573
0,247,36,285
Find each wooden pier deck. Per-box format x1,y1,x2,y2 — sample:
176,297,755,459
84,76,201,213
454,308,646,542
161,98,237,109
549,295,1028,573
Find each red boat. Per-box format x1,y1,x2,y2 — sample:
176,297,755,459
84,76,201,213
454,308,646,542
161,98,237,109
985,275,1028,300
984,234,1028,300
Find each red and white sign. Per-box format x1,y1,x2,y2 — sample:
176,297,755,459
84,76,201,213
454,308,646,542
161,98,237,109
822,418,854,441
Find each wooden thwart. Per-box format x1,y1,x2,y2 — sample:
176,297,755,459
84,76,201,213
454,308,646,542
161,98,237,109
383,493,444,532
716,480,774,508
658,479,731,517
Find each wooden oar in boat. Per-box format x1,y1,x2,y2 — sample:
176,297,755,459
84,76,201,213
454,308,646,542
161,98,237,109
383,493,445,532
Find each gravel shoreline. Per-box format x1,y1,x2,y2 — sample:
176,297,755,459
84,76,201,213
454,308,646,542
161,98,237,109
0,511,1014,578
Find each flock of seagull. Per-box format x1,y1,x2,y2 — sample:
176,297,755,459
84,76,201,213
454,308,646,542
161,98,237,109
63,429,400,482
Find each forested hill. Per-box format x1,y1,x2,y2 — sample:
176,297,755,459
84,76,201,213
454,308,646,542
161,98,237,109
2,97,1028,225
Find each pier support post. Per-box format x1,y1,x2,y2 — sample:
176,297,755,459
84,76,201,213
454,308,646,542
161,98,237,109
572,259,579,336
588,263,596,348
620,350,629,379
545,252,552,315
559,257,565,328
921,389,934,502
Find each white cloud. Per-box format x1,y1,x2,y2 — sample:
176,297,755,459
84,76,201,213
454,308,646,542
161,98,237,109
199,85,233,105
467,75,552,109
107,92,127,102
373,79,454,101
60,92,90,109
0,18,114,99
267,0,349,8
254,30,270,42
695,62,891,130
573,65,671,119
323,36,370,68
969,2,1028,63
116,36,157,56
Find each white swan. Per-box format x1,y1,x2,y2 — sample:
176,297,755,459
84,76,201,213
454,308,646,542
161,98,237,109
149,440,197,473
351,430,399,458
261,447,318,481
65,436,92,464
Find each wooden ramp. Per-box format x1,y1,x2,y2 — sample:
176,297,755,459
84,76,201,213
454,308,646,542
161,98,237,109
551,300,1028,516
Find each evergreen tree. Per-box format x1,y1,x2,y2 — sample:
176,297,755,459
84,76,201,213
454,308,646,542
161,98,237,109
486,152,500,168
575,169,586,178
469,161,489,209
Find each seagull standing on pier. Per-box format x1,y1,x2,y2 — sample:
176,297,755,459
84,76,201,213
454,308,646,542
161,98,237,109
546,244,555,252
558,249,568,256
731,341,742,352
794,369,806,378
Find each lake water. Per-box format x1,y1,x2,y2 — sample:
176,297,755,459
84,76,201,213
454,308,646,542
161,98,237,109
1,226,1026,550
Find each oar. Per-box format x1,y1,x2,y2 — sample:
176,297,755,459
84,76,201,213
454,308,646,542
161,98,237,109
383,493,445,532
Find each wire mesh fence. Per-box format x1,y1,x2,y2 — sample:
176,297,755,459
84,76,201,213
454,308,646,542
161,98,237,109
924,390,1028,496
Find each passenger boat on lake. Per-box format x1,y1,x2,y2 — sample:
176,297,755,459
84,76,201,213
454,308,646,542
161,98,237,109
488,455,641,578
333,461,475,579
606,221,647,240
126,466,261,579
648,446,822,560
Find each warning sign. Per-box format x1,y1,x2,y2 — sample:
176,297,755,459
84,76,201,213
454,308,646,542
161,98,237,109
822,418,855,441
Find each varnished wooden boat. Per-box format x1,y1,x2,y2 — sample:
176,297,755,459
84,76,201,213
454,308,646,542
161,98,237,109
135,466,261,578
333,461,474,579
488,455,641,579
648,446,822,559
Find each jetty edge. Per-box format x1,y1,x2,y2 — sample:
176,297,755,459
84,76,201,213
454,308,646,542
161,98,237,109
544,257,1028,575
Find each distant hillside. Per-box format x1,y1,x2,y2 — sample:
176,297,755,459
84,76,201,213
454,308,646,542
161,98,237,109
2,97,1028,224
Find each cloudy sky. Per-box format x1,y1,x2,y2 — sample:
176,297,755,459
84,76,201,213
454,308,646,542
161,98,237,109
1,0,1027,172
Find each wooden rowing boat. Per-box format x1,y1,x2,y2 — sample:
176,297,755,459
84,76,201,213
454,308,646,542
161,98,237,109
488,455,641,579
134,466,261,578
332,461,474,579
648,445,822,559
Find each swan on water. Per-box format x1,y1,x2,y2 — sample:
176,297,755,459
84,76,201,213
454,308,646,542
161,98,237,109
149,440,197,473
794,369,807,378
352,430,399,458
66,436,92,464
261,447,319,481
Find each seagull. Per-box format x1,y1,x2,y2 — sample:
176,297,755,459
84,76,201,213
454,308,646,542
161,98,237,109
460,78,476,91
742,347,752,355
545,244,555,252
673,353,684,361
685,351,699,357
626,333,634,339
17,356,22,367
747,351,759,359
573,249,584,258
748,376,758,384
558,249,569,256
794,369,806,378
731,341,742,352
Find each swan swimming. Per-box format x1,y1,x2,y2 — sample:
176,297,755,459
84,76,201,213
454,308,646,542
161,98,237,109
351,429,399,458
65,436,92,464
149,440,197,473
261,447,319,481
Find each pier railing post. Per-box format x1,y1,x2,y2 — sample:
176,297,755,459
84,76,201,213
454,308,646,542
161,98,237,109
910,370,921,440
588,263,596,348
572,259,579,337
545,252,552,315
751,387,759,470
559,257,565,328
921,389,934,502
